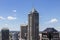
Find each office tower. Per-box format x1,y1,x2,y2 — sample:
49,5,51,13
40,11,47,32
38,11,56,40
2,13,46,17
20,25,28,40
27,8,39,40
12,32,19,40
1,28,9,40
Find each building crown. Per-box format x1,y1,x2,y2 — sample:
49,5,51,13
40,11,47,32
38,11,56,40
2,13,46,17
2,27,9,30
30,8,38,13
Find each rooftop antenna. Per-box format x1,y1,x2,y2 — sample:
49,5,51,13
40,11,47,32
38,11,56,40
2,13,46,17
32,0,35,9
31,0,37,13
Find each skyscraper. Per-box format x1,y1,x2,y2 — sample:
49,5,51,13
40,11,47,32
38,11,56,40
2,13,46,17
27,8,39,40
1,28,9,40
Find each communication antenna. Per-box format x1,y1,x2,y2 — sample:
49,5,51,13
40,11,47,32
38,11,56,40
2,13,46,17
32,0,35,9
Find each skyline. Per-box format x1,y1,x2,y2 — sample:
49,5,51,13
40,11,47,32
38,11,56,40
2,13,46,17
0,0,60,31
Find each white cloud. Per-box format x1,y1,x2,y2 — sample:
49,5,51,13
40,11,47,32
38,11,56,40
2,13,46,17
0,16,5,20
12,9,16,12
5,24,8,26
49,18,58,23
7,16,16,20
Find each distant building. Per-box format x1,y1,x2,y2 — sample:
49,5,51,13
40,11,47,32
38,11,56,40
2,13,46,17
39,28,60,40
12,32,19,40
27,8,39,40
0,32,2,40
20,25,28,40
9,32,12,40
1,28,9,40
9,31,20,40
39,32,42,40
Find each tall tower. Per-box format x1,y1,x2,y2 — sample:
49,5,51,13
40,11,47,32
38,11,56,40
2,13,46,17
1,28,9,40
27,8,39,40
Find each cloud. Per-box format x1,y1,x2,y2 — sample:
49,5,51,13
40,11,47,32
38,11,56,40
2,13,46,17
5,24,8,26
12,9,16,13
0,16,5,20
49,18,58,23
7,16,16,20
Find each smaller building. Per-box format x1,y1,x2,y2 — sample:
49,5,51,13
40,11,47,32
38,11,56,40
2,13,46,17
12,32,19,40
0,32,2,40
1,28,9,40
39,28,60,40
20,24,28,40
9,32,12,40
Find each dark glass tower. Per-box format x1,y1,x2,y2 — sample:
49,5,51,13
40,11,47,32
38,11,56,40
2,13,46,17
1,28,9,40
27,8,39,40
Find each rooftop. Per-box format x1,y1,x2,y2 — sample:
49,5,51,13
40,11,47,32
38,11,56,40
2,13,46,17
2,28,9,30
30,8,38,13
43,28,58,33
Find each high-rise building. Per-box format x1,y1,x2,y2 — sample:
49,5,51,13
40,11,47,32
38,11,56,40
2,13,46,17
27,8,39,40
20,25,28,40
1,28,9,40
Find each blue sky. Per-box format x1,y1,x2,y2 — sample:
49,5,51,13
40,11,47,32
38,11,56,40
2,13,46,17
0,0,60,31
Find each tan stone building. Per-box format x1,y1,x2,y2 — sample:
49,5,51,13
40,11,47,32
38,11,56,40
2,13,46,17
20,25,28,40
